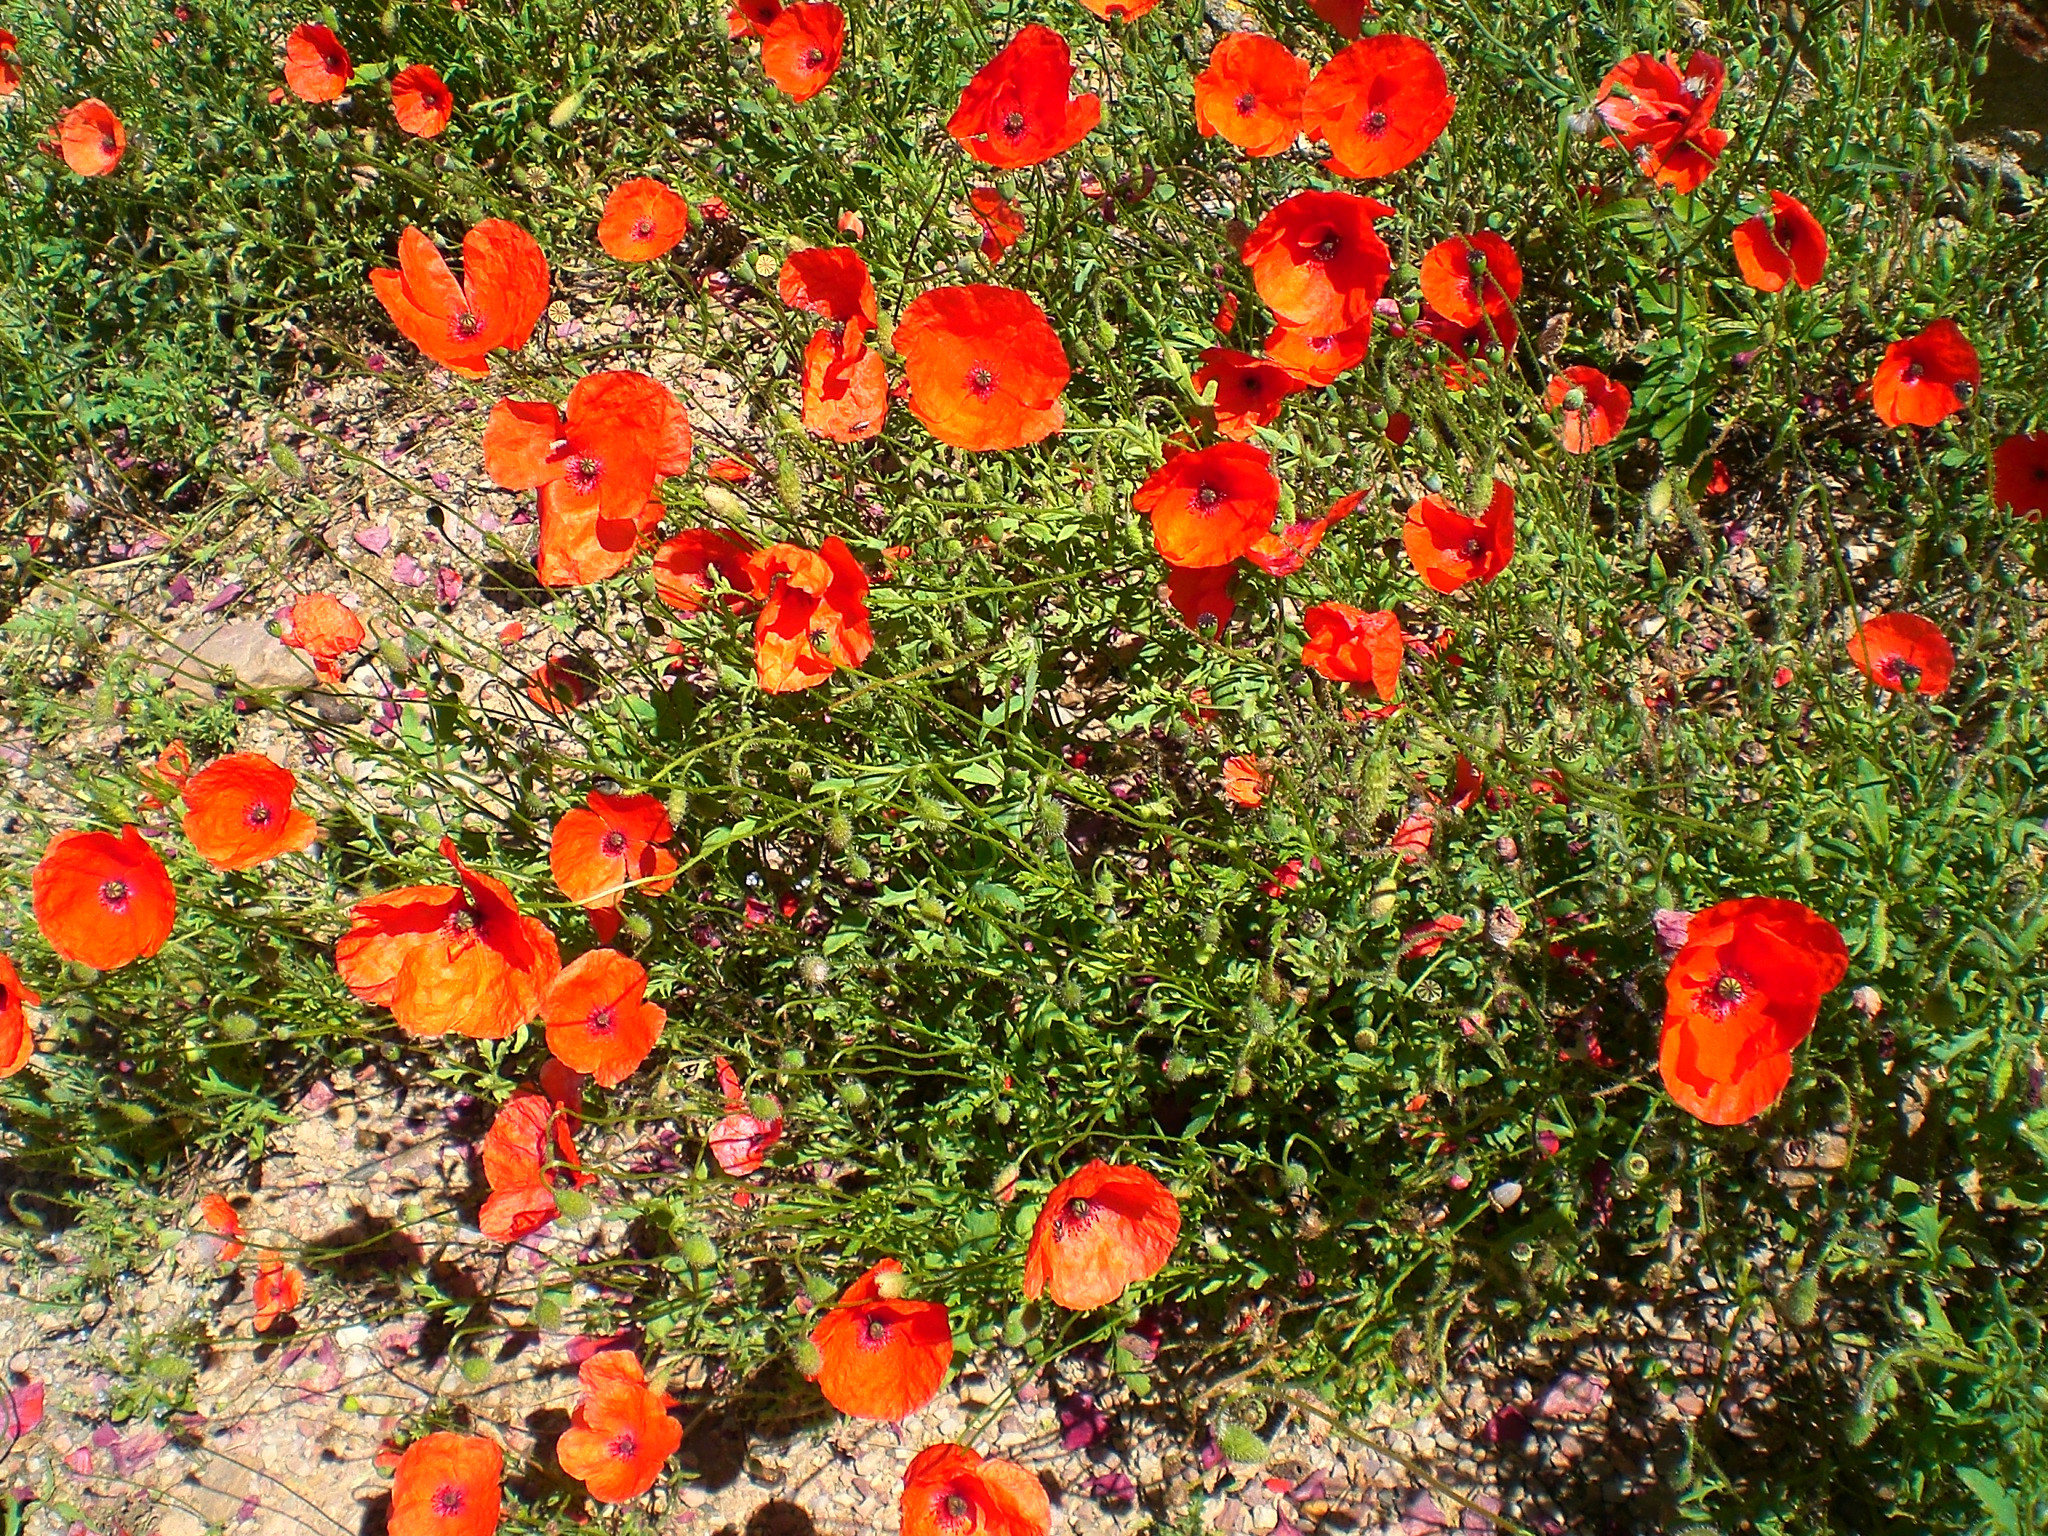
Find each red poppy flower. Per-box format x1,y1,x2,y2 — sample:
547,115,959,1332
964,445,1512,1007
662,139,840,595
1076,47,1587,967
1660,897,1847,1125
1306,0,1370,38
1417,232,1520,329
760,1,844,102
1222,756,1267,807
1412,303,1517,390
544,950,666,1088
369,220,550,377
801,332,890,441
196,1192,243,1261
0,953,38,1081
807,1258,954,1420
334,835,560,1040
282,592,366,682
0,30,19,98
390,64,453,137
1301,603,1402,699
283,22,351,101
1075,0,1158,20
1846,613,1954,697
598,179,690,262
253,1255,304,1332
896,285,1069,451
1136,443,1280,569
479,1074,589,1241
1264,316,1372,385
901,1443,1050,1536
1240,190,1393,331
390,1433,502,1536
728,0,781,38
947,26,1101,171
746,537,874,693
1400,913,1464,960
32,826,175,971
1302,35,1454,179
1871,318,1979,429
526,655,600,713
1594,51,1731,193
1023,1160,1180,1310
181,754,317,871
970,187,1026,263
780,247,879,335
1993,432,2048,519
1731,191,1826,292
1545,366,1631,453
1192,34,1308,158
708,1055,783,1174
1164,563,1236,633
549,791,681,940
1193,348,1306,439
60,99,126,176
1245,489,1363,577
557,1351,682,1503
652,528,759,614
1402,481,1514,593
486,371,692,522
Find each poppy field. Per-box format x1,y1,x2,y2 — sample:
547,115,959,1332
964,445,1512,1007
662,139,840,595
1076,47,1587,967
2,0,2048,1529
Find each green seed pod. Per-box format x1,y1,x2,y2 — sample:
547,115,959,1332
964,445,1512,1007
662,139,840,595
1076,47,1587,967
824,809,854,850
1216,1423,1268,1467
839,1079,870,1110
554,1188,593,1220
777,456,804,515
786,759,814,793
1779,1271,1820,1328
680,1233,719,1269
1623,1151,1652,1182
1034,795,1068,843
1162,1053,1194,1083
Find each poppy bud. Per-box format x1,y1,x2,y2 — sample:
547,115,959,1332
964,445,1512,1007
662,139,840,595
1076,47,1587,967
1034,795,1068,843
548,89,583,128
797,954,830,989
823,809,854,850
555,1188,593,1219
845,851,872,881
1230,1066,1253,1097
1216,1423,1268,1467
703,484,744,521
915,893,947,924
680,1233,718,1269
1282,1161,1310,1193
1844,1407,1878,1446
1647,476,1676,519
872,1266,910,1300
1198,909,1222,948
379,3,398,32
1162,1053,1194,1083
776,456,805,515
1058,977,1084,1012
839,1079,870,1109
1242,997,1274,1036
792,1340,824,1377
621,910,654,943
1779,1271,1820,1328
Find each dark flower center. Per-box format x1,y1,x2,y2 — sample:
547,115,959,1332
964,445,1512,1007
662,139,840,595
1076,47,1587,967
601,830,628,856
608,1430,639,1461
967,365,997,398
445,908,477,936
1463,538,1485,560
1884,659,1923,692
1900,361,1924,384
1194,484,1225,509
587,1005,618,1036
99,878,130,910
1002,111,1027,140
453,311,485,340
804,47,824,68
942,1492,973,1527
323,50,343,71
1235,91,1257,115
863,1316,891,1344
1703,971,1748,1016
245,801,273,826
633,217,655,240
1363,109,1389,136
1312,232,1340,262
431,1486,466,1517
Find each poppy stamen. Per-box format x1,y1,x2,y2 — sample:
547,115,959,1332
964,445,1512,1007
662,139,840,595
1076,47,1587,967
1900,361,1924,384
99,879,130,909
1234,91,1257,116
1002,110,1028,141
863,1316,891,1344
452,311,485,340
567,456,604,493
608,1430,639,1460
940,1491,974,1529
1887,660,1923,693
245,802,274,827
967,365,997,399
431,1486,467,1517
445,908,478,936
1311,232,1340,262
586,1005,617,1036
632,217,655,241
1194,484,1225,509
1362,109,1389,136
601,831,628,856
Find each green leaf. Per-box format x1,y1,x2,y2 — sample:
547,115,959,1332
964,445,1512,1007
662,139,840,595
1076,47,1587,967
1956,1468,2020,1535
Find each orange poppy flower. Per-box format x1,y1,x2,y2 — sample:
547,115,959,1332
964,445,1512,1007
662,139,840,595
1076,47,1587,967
1023,1159,1180,1310
1594,51,1730,193
947,26,1101,170
1192,34,1308,158
728,0,782,37
180,754,317,871
1240,190,1393,331
1302,35,1454,179
0,953,38,1080
1193,349,1306,439
334,835,561,1040
1301,603,1402,699
1264,316,1372,385
807,1258,954,1420
544,950,666,1088
1731,191,1827,292
801,331,890,441
557,1350,682,1503
535,483,666,587
760,1,844,102
969,187,1026,263
780,246,879,333
900,1443,1051,1536
253,1254,304,1332
1164,563,1236,633
283,23,352,102
60,99,126,176
197,1193,244,1262
1871,318,1979,429
896,285,1069,451
479,1076,590,1241
1846,613,1954,697
1660,897,1847,1125
653,528,759,613
486,371,692,522
1075,0,1158,19
1245,488,1363,577
1545,366,1631,453
282,592,366,682
0,30,19,98
369,220,550,378
708,1055,783,1174
550,791,681,941
1402,481,1514,593
1222,756,1268,807
746,537,874,693
527,655,601,713
598,179,690,262
1417,232,1520,329
1136,443,1280,569
1307,0,1370,37
32,826,175,971
390,1433,503,1536
390,64,453,137
1993,432,2048,520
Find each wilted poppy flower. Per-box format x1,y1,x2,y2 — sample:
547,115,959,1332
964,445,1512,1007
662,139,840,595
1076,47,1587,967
334,835,561,1040
1301,603,1402,699
479,1074,589,1241
1265,316,1372,385
1871,318,1979,429
1222,756,1267,807
390,1433,502,1536
1400,913,1465,960
1023,1159,1180,1310
1193,348,1306,439
1418,232,1520,329
1302,35,1454,179
1993,432,2048,519
970,187,1026,263
760,1,844,102
598,179,691,262
1193,34,1308,158
527,654,601,713
1594,51,1730,193
896,285,1069,451
1164,564,1236,633
0,953,38,1080
557,1351,682,1503
1660,896,1847,1125
1136,443,1280,569
653,528,759,613
544,950,666,1088
283,22,351,102
948,26,1101,170
1245,488,1363,577
0,30,19,97
32,826,175,971
1545,366,1631,453
370,220,549,378
390,64,453,136
1846,613,1954,697
253,1255,304,1332
728,0,781,37
708,1055,783,1174
60,99,126,176
807,1258,954,1420
901,1443,1051,1536
1240,190,1393,330
1403,481,1514,593
1731,191,1826,292
181,754,317,870
550,791,681,941
282,592,366,682
742,537,874,693
196,1192,243,1261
